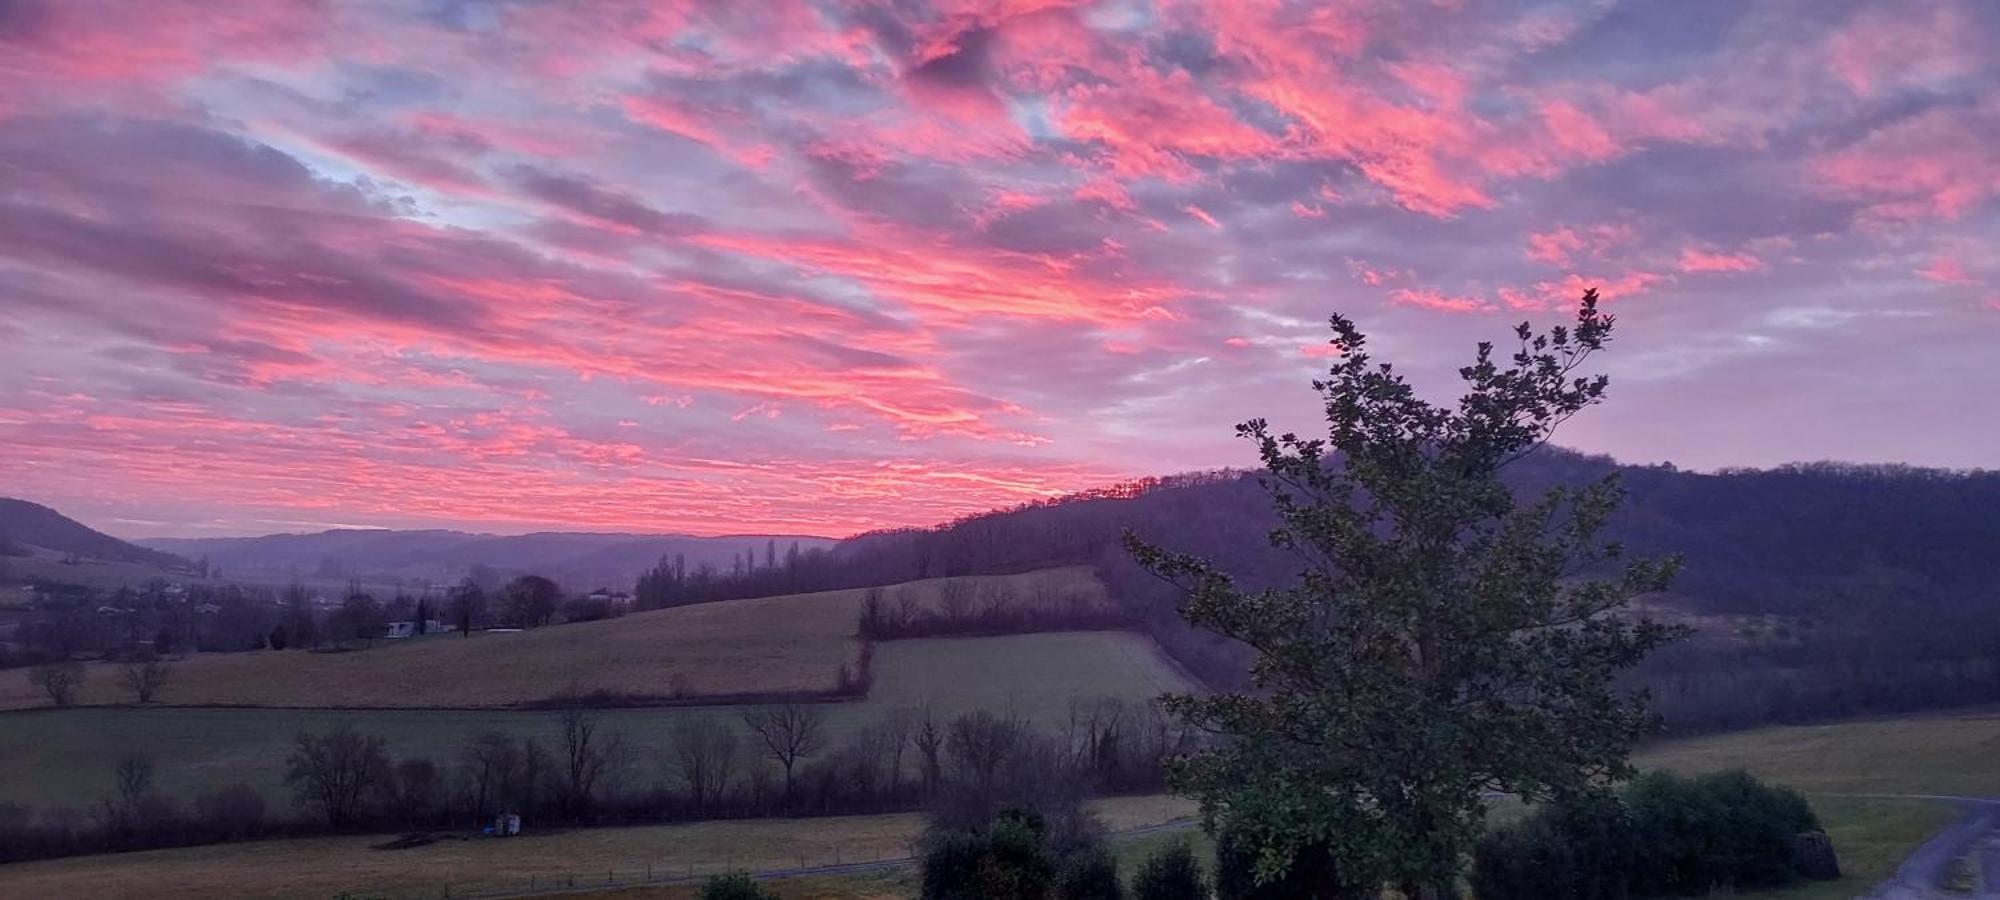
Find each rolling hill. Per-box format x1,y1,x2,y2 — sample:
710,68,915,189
0,497,187,569
141,528,837,589
0,567,1106,711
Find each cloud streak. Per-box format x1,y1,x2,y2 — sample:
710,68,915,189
1,0,1995,537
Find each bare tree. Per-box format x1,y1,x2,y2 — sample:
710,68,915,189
459,730,518,823
105,752,156,834
121,653,170,704
285,724,391,828
30,661,86,707
555,697,624,816
667,717,738,814
946,710,1026,793
880,708,919,797
741,703,825,802
913,706,945,793
114,753,154,809
936,578,975,622
447,578,486,637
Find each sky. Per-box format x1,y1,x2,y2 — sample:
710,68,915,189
0,0,1996,539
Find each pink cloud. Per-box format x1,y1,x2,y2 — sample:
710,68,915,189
1526,224,1633,266
1917,257,1979,285
1679,248,1765,274
1389,288,1493,314
1183,204,1223,229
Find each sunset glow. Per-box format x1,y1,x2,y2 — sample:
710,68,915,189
2,0,1995,537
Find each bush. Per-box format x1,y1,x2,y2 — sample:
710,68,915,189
29,661,85,706
1133,840,1206,900
1474,769,1831,900
1214,832,1364,900
1472,793,1633,900
700,872,780,900
921,808,1059,900
1055,847,1123,899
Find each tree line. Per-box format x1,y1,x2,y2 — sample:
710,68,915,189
0,696,1192,865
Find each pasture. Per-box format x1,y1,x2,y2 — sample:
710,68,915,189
1633,709,2000,797
0,629,1194,810
0,567,1104,710
0,795,1194,899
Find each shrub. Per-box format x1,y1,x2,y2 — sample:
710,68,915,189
921,808,1058,900
1475,769,1831,900
700,872,780,900
1471,793,1633,900
1055,847,1123,900
1133,840,1206,900
1214,832,1365,900
29,661,85,706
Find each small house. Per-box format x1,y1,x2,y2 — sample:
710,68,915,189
383,619,448,639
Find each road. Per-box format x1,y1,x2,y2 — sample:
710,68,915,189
1863,795,2000,900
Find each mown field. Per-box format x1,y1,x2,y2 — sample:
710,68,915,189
0,629,1192,810
0,795,1194,899
0,567,1103,710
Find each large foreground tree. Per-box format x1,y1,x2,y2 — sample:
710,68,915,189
1128,291,1685,898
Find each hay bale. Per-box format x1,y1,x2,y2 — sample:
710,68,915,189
1792,830,1840,881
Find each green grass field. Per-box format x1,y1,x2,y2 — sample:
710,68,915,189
0,630,1194,810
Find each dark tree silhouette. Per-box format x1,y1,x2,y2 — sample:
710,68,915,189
1129,293,1684,898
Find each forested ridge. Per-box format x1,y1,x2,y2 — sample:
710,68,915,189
641,449,2000,733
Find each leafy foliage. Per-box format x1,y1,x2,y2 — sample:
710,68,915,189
699,872,781,900
1128,294,1684,895
1473,769,1828,899
1132,839,1207,900
1054,847,1123,900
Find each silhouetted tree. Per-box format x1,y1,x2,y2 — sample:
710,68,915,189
120,652,170,703
1129,293,1683,898
504,575,561,628
30,661,85,706
742,703,825,803
447,578,486,636
285,724,391,828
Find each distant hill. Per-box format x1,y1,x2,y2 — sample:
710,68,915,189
141,528,837,589
0,498,188,569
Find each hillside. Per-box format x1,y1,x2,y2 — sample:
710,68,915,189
663,449,2000,732
141,528,836,588
0,498,186,569
0,567,1104,711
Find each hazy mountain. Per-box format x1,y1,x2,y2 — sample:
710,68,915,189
0,498,189,569
140,528,837,589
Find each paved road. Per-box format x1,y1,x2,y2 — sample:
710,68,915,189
1861,795,2000,900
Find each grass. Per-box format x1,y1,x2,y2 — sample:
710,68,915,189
1741,796,1958,900
0,567,1103,711
1633,710,2000,796
0,629,1194,809
0,794,1193,900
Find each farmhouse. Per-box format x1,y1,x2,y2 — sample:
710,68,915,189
383,619,448,639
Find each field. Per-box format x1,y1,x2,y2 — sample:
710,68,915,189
0,795,1194,899
0,629,1194,810
1633,709,2000,797
0,568,1103,710
3,703,1995,898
